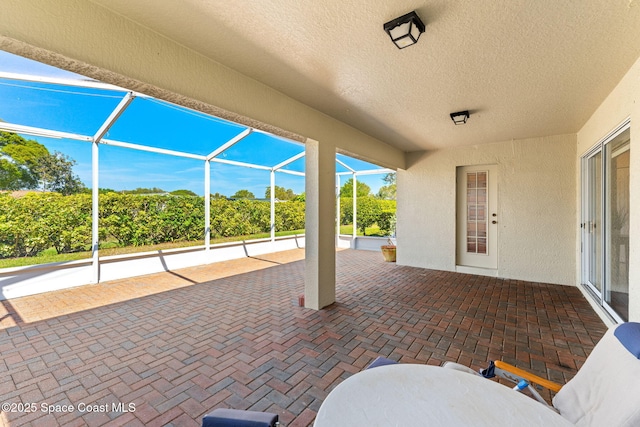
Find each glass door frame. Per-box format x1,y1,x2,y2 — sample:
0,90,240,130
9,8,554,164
580,119,630,323
581,148,602,296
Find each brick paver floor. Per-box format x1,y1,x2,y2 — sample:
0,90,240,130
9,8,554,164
0,249,607,426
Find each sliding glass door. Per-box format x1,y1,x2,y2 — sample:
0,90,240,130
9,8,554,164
582,124,630,322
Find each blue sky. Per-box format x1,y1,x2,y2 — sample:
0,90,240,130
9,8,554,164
0,51,390,197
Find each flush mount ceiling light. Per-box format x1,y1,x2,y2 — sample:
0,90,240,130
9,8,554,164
383,11,425,49
450,110,470,125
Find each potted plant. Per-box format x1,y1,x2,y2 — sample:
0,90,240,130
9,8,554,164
379,211,396,262
381,237,396,262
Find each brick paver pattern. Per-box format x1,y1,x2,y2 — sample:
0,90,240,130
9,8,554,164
0,249,607,426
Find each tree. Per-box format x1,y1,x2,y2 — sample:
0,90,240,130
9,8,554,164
0,131,47,190
35,151,85,195
170,189,197,196
0,157,34,190
382,172,396,186
340,178,371,198
376,172,396,200
211,192,227,199
2,137,49,168
356,197,381,235
265,185,296,200
231,189,255,199
0,132,84,194
340,196,382,235
122,187,165,194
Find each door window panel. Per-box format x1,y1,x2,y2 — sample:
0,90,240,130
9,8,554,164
466,171,488,254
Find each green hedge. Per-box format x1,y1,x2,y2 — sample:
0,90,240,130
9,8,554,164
0,192,392,259
339,197,396,235
0,193,306,259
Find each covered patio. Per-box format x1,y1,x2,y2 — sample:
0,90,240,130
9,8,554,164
0,1,638,426
0,249,606,426
1,1,639,320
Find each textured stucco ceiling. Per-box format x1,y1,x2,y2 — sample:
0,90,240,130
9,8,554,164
88,0,640,152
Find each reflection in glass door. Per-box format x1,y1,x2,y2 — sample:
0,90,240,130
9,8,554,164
582,124,630,322
604,135,630,321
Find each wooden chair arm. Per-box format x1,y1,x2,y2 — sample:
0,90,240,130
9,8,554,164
494,360,563,393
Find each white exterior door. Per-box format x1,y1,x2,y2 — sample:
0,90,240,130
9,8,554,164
456,165,498,270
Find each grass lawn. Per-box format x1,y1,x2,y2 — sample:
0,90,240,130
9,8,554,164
339,224,388,237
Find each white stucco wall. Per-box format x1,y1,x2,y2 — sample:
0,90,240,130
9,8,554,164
398,134,577,285
577,55,640,322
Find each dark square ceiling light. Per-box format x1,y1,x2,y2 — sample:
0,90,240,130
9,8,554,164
383,11,425,49
450,110,470,125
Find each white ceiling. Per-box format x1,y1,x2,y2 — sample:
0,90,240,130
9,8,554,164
89,0,640,152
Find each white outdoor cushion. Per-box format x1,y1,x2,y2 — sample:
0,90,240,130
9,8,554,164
553,324,640,426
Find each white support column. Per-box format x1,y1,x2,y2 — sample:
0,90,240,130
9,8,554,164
270,170,276,243
336,174,341,244
352,173,357,239
204,160,211,253
305,138,336,310
91,141,99,283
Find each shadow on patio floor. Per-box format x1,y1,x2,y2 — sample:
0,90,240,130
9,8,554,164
0,249,306,328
